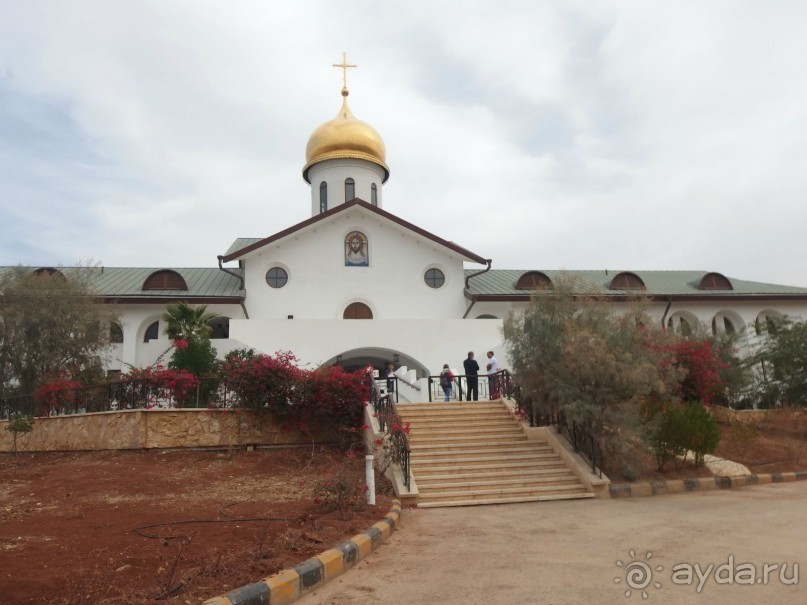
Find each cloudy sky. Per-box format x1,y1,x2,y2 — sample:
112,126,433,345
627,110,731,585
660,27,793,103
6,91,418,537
2,1,806,286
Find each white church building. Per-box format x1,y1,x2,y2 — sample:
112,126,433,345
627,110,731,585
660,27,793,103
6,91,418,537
8,71,807,401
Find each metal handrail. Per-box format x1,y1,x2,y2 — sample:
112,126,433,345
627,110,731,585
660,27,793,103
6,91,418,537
0,377,236,420
370,373,411,489
511,382,603,478
427,369,513,402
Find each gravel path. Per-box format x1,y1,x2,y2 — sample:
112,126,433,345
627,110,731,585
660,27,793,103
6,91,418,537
299,481,806,605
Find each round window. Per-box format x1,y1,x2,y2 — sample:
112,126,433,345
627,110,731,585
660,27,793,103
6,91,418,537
265,267,289,288
424,268,445,289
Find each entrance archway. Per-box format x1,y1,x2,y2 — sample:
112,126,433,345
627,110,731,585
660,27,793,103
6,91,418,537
322,347,428,378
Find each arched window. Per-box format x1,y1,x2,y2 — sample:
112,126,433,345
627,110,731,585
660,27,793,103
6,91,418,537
110,323,124,344
699,272,733,290
144,321,159,342
711,313,736,335
475,314,499,319
345,178,355,201
343,302,373,319
666,315,693,337
33,267,67,281
424,268,445,289
755,311,783,335
319,182,328,213
515,271,553,290
609,272,646,290
371,183,378,206
142,270,187,291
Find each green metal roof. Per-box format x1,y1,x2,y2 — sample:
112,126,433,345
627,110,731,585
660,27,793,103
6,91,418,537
224,238,263,257
0,266,244,300
465,269,807,298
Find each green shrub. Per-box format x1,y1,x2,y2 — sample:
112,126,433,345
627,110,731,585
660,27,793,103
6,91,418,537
6,412,35,454
643,402,721,470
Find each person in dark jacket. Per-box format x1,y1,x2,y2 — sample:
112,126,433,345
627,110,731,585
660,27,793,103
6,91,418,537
463,351,480,401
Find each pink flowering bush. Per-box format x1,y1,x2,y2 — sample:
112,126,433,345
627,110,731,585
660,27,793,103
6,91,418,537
124,365,200,407
34,372,86,416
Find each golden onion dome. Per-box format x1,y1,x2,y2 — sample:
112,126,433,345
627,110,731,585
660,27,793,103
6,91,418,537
303,87,389,183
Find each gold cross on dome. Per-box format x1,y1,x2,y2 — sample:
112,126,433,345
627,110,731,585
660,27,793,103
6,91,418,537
332,52,357,88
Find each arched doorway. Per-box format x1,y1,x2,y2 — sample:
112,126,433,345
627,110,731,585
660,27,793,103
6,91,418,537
323,347,427,377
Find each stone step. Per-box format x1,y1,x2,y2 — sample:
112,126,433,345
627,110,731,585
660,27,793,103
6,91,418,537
403,418,518,429
409,427,524,439
409,453,564,471
397,399,593,508
417,483,591,504
410,434,527,446
409,437,534,450
399,402,504,410
417,492,596,508
413,467,575,482
416,475,581,491
411,459,569,476
399,407,506,417
399,404,506,413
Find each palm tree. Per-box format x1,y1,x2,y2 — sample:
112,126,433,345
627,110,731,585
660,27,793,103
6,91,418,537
162,302,219,343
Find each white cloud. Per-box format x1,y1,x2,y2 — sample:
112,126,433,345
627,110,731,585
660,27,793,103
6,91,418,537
1,0,806,286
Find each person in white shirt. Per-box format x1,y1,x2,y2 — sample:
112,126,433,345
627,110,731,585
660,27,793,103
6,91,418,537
486,351,501,399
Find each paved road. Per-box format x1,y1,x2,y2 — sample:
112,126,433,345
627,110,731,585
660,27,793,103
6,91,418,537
299,482,806,605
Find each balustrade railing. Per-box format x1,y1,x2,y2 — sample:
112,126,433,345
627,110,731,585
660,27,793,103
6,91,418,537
369,373,411,489
555,409,604,478
0,378,238,420
511,385,603,478
427,369,513,402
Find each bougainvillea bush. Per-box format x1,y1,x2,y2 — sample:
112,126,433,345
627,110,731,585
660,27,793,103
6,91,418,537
34,372,86,416
32,349,368,447
124,365,200,407
219,349,367,443
665,338,729,406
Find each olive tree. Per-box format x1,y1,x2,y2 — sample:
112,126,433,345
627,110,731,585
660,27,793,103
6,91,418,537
0,266,116,394
749,317,807,407
502,277,682,473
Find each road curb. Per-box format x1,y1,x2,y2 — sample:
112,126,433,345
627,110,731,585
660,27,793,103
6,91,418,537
202,499,402,605
610,471,807,498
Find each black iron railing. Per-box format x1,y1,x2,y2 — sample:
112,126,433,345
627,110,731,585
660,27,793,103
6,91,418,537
370,374,411,489
0,378,237,420
511,384,603,478
556,409,604,478
427,369,513,402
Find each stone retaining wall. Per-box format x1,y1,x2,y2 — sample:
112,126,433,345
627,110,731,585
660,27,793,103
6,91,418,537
708,405,807,424
0,409,335,452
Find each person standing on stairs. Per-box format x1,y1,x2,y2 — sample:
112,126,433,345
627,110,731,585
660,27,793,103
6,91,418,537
486,351,501,399
385,362,396,401
439,364,454,402
463,351,479,401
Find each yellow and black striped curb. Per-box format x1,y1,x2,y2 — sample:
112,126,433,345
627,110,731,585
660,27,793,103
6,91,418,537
202,499,402,605
610,471,807,498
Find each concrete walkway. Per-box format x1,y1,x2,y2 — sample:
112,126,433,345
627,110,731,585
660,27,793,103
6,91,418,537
299,482,806,604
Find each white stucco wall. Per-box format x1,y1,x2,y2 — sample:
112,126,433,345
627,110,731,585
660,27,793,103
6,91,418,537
238,205,475,320
228,318,505,377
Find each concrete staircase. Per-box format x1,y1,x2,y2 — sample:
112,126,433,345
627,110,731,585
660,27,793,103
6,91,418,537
397,400,594,508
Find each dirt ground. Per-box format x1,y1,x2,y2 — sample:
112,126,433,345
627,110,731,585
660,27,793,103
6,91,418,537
609,410,807,482
0,448,392,605
0,410,802,604
299,482,807,605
